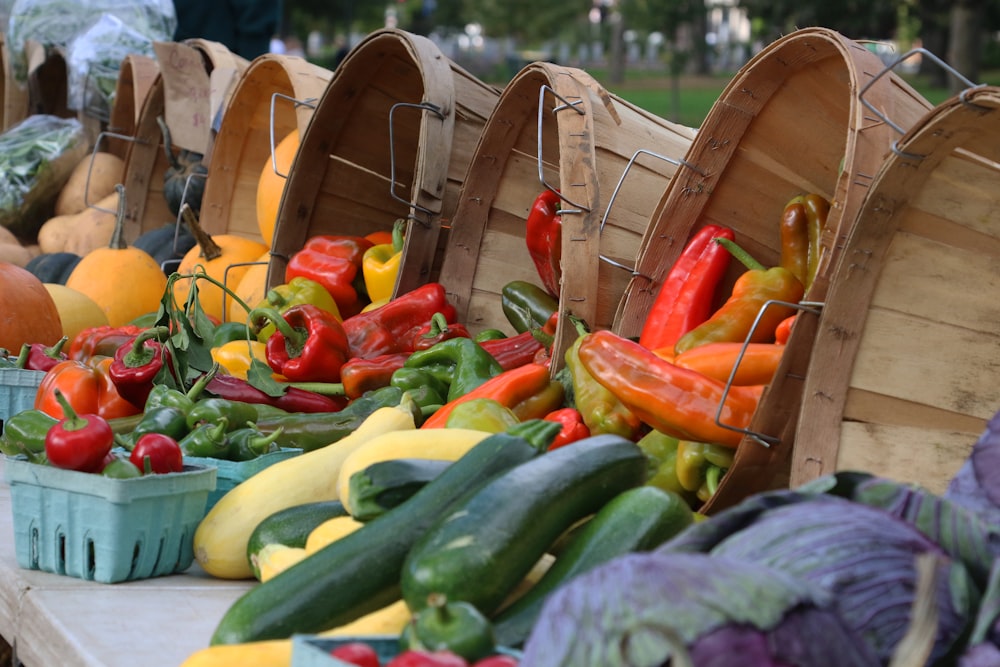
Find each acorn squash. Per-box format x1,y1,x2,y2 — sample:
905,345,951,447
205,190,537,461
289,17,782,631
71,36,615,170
157,116,208,217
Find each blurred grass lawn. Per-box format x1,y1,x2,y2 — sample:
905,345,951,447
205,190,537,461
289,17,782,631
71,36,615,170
591,68,999,128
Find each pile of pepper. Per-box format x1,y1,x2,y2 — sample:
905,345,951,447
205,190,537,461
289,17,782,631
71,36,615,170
4,194,826,507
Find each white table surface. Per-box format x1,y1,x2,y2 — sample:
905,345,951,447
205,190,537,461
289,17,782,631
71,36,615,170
0,457,255,667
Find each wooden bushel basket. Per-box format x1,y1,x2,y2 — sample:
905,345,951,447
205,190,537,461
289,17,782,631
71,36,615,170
791,83,1000,495
105,53,159,163
436,61,696,363
0,35,29,131
266,28,501,296
613,28,933,514
198,53,333,245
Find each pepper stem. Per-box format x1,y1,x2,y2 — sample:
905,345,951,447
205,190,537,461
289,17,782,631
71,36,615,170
421,312,450,340
123,326,170,368
53,388,85,430
109,184,129,251
391,217,406,252
187,363,219,402
247,307,304,351
714,236,766,272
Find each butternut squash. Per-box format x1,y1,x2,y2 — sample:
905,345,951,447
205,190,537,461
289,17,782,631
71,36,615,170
0,226,31,266
54,151,125,216
37,190,119,255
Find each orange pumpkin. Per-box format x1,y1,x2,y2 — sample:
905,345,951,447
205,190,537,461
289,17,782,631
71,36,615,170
0,262,64,350
173,205,268,322
229,251,271,324
255,129,299,248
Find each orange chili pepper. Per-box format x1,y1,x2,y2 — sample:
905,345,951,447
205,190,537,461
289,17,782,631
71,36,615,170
578,330,762,448
774,314,796,345
673,342,785,386
420,362,552,429
35,357,142,420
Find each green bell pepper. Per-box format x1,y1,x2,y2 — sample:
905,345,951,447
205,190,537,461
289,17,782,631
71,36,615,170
254,276,340,343
179,418,231,458
676,439,735,502
253,385,419,451
0,409,57,459
399,337,503,403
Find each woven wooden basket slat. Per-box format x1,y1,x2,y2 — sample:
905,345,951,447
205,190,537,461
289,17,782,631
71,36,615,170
266,29,501,296
436,61,696,365
198,53,332,246
611,28,935,514
791,85,1000,495
106,53,159,163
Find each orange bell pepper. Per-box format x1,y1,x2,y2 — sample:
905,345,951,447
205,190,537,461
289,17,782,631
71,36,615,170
35,357,142,420
420,362,552,430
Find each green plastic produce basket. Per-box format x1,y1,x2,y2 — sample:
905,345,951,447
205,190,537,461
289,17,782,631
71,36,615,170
0,367,45,423
291,634,523,666
4,456,216,583
183,447,302,510
292,635,401,667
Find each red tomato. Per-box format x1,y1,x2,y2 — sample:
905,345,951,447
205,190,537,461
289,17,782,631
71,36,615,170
385,650,469,667
330,642,381,667
129,433,184,474
472,656,519,667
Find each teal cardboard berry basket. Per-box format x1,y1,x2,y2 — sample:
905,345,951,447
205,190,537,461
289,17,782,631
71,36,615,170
4,456,216,583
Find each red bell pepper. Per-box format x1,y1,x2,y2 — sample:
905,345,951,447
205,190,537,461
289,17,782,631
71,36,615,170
250,304,351,383
44,388,114,472
412,312,471,351
68,324,145,361
108,326,172,409
639,224,735,351
35,357,142,420
285,234,374,318
525,189,562,297
342,282,457,360
543,407,590,450
16,336,69,371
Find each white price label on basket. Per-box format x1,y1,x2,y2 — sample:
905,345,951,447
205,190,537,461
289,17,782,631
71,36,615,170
153,41,212,155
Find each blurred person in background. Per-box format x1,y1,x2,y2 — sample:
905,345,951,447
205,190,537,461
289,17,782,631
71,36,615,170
172,0,281,60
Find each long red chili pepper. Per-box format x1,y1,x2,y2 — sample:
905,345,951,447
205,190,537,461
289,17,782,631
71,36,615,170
639,224,735,351
525,189,563,297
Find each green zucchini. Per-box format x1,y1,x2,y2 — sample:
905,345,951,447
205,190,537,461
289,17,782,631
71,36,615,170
245,500,349,579
491,485,695,647
210,419,562,645
400,434,647,617
347,458,453,521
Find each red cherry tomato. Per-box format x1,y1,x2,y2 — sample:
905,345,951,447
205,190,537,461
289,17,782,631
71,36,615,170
385,650,469,667
330,641,381,667
129,433,184,474
472,656,519,667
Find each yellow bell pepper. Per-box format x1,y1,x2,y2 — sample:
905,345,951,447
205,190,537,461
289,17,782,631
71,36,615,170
211,339,270,380
675,440,735,502
362,218,406,303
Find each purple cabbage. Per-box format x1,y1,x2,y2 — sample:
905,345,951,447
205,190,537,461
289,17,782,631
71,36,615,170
676,495,978,665
519,552,880,667
946,410,1000,525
